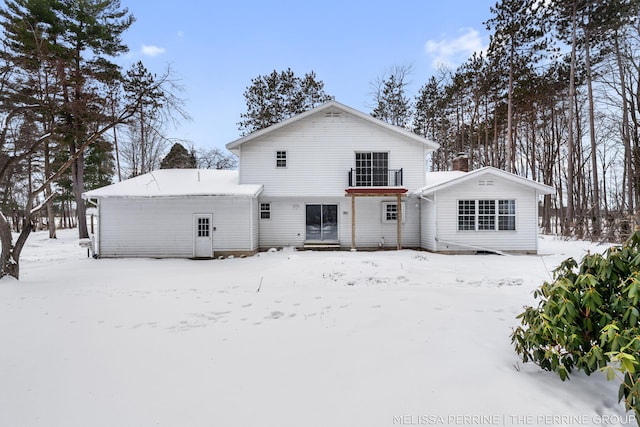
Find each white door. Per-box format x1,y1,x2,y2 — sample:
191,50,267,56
194,214,213,258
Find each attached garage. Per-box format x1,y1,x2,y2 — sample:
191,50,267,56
83,169,263,258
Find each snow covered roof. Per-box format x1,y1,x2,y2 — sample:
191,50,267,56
415,166,554,195
424,170,467,187
226,100,440,152
83,169,263,199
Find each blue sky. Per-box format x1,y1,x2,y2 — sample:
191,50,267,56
118,1,496,150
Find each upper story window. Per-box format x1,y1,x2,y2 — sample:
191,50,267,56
355,152,388,186
276,150,287,168
458,200,516,231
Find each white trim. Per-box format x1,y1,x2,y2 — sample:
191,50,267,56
417,166,554,196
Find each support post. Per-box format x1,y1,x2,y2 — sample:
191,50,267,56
351,194,356,250
397,193,402,250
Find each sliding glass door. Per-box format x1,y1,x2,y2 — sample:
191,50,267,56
305,204,338,241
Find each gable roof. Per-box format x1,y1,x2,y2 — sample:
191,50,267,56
225,100,440,152
83,169,263,199
416,166,554,196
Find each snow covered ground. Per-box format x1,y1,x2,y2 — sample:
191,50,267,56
0,230,637,427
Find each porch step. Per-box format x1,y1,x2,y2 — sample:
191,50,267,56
303,243,341,250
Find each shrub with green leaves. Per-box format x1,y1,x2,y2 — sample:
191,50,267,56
512,232,640,424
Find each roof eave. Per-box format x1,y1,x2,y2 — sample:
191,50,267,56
225,100,439,151
416,167,555,195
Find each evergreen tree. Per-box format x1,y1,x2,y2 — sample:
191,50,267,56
237,68,332,135
370,64,412,128
485,0,549,173
160,143,196,169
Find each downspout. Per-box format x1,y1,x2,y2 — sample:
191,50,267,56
86,198,99,258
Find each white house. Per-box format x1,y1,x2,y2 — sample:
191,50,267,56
83,100,554,258
226,100,440,251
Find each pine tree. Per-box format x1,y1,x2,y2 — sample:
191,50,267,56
123,61,165,176
370,64,412,128
485,0,548,173
237,68,333,135
160,143,196,169
55,0,134,239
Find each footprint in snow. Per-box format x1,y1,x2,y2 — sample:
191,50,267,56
266,311,285,319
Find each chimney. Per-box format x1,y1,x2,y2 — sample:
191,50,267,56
452,152,469,172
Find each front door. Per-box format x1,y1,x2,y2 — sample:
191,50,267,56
306,204,338,241
194,214,213,258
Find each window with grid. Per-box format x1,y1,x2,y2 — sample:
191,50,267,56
385,203,398,221
355,152,388,186
260,203,271,219
381,202,405,223
498,200,516,230
276,151,287,168
197,217,210,237
478,200,496,230
458,200,475,230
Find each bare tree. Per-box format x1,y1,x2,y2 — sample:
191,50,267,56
195,147,238,170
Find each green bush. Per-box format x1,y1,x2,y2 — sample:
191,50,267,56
512,232,640,424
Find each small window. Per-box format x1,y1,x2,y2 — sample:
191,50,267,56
260,203,271,219
276,151,287,168
386,203,398,221
382,202,405,223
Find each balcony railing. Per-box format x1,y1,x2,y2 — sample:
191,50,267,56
348,168,403,187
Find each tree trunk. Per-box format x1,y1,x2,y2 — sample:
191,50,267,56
71,148,89,239
565,0,578,235
584,25,601,237
614,31,633,215
507,36,516,173
0,212,32,280
44,141,57,239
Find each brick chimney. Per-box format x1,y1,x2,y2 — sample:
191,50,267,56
452,152,469,172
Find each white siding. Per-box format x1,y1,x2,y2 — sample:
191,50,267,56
257,196,420,249
352,196,420,248
238,110,429,197
97,196,257,257
420,196,437,251
258,197,344,248
432,177,540,253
